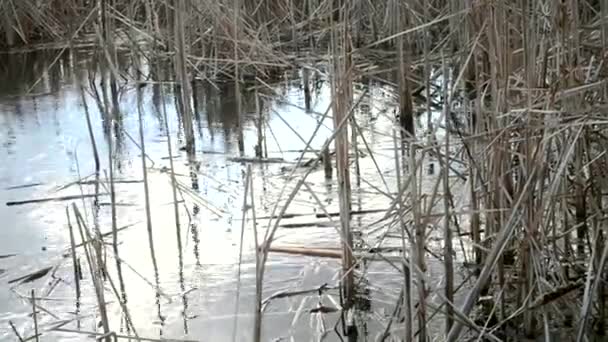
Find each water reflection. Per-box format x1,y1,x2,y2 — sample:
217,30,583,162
0,48,452,341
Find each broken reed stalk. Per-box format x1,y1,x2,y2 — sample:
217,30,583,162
66,207,81,300
72,203,111,341
31,290,39,342
9,320,24,342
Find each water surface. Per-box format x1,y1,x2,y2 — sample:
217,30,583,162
0,49,465,341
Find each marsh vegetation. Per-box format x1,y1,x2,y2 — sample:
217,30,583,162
2,0,608,341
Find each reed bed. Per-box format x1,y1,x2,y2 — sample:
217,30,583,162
3,0,608,341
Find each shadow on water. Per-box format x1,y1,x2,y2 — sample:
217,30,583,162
0,49,441,341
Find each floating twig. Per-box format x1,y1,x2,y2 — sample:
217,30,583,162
4,183,45,190
8,267,54,285
9,320,24,342
228,157,287,164
6,193,108,206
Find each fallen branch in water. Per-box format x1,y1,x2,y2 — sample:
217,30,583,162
267,246,342,258
266,246,404,262
6,193,108,206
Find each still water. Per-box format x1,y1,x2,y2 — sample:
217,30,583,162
0,49,458,341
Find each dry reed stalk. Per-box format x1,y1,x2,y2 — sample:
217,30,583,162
330,0,355,316
73,203,111,341
447,164,536,340
157,65,182,248
175,0,195,153
74,199,140,337
233,0,245,154
349,118,391,194
442,55,454,335
231,165,251,342
134,52,160,284
5,1,608,340
322,140,332,179
396,1,414,138
392,127,412,342
66,207,81,300
303,67,312,111
79,81,100,180
90,29,120,290
31,290,39,342
255,89,265,157
409,140,427,342
8,320,24,342
522,0,538,335
256,89,365,336
251,167,262,342
52,327,195,342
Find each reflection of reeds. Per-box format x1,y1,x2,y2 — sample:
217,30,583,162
133,46,164,337
232,165,251,342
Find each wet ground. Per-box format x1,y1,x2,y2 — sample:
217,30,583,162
0,49,469,341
